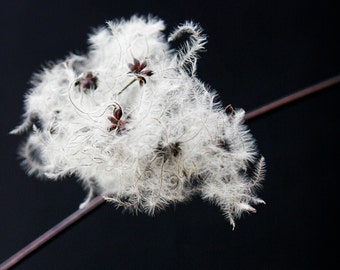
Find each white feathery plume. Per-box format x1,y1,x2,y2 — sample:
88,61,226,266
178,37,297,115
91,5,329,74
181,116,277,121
12,15,265,228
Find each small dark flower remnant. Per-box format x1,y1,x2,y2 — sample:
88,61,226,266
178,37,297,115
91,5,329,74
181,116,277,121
155,141,181,160
108,106,128,134
217,138,231,152
128,58,153,86
75,72,98,92
225,104,234,116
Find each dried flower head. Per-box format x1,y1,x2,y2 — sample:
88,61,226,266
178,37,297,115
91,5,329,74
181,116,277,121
107,104,129,134
128,58,154,86
74,71,98,92
12,16,265,228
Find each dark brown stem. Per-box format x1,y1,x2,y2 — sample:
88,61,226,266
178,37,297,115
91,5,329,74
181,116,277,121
0,196,105,270
1,74,340,270
244,74,340,121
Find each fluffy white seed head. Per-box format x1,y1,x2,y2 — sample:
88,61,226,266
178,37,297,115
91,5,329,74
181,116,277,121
13,15,265,228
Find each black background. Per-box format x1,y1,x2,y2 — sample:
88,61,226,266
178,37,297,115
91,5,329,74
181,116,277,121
1,1,339,269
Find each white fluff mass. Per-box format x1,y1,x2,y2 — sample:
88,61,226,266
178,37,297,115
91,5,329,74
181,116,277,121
12,16,265,228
